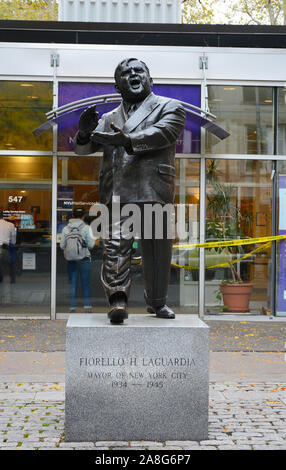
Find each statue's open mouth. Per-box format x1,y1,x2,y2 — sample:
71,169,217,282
130,77,141,89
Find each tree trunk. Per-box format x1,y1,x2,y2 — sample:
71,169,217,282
283,0,286,24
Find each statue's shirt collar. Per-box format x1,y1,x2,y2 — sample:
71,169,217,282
123,93,151,118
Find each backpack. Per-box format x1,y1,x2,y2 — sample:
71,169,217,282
63,223,87,261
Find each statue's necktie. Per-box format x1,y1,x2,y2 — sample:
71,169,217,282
127,104,137,118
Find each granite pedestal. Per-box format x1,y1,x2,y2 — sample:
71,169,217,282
65,314,209,442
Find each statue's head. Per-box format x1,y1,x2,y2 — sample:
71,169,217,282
114,58,153,103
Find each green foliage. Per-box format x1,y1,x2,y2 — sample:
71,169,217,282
206,159,245,283
181,0,217,24
0,0,58,21
182,0,286,25
228,0,286,25
0,81,53,150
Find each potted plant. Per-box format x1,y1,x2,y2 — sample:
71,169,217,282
206,162,253,313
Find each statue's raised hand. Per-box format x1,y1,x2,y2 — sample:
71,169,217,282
78,105,99,138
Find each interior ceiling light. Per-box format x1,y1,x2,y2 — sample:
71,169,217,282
20,83,33,87
223,87,236,91
264,100,272,103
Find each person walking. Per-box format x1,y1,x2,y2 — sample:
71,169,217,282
60,207,95,313
0,210,17,283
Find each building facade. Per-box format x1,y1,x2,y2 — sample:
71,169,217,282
1,21,286,319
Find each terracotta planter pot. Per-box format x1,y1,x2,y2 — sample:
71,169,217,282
220,283,253,313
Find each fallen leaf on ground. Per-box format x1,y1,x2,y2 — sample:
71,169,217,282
51,385,62,390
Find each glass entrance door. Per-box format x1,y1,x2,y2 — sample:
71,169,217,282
173,158,200,313
0,156,52,316
56,156,200,315
205,158,273,315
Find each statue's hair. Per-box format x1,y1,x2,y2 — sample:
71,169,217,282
114,58,150,84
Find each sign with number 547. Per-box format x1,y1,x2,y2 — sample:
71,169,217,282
8,196,23,203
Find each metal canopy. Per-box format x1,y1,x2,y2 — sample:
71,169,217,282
33,93,230,141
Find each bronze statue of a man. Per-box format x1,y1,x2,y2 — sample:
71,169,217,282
74,58,186,324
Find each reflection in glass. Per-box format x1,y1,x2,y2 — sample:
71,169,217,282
56,157,103,313
57,82,201,153
0,81,53,151
206,86,274,155
56,157,200,314
276,162,286,316
205,159,272,314
0,156,52,181
278,88,286,155
0,156,52,315
173,159,200,312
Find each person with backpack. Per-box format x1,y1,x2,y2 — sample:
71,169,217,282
60,207,95,313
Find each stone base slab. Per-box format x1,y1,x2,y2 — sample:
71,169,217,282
65,314,209,442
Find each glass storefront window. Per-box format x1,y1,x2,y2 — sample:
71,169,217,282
206,86,274,155
172,159,200,312
56,156,200,314
0,81,53,151
55,81,202,315
205,159,272,314
57,82,201,154
276,161,286,316
56,156,103,314
0,156,52,182
0,156,52,315
278,87,286,155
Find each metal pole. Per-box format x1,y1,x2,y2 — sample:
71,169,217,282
199,153,206,320
198,55,208,320
50,52,59,320
271,87,278,316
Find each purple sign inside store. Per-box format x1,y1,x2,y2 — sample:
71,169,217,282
58,82,201,154
277,175,286,315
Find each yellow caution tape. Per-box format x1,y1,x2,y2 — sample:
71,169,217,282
173,234,286,250
172,242,271,270
134,235,285,270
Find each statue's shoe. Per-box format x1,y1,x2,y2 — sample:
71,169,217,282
147,304,175,319
108,300,128,324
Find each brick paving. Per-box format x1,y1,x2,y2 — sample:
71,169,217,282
0,318,285,452
0,381,286,450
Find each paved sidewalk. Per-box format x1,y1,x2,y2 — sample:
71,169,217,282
1,317,286,352
0,318,285,451
0,351,285,450
0,380,286,450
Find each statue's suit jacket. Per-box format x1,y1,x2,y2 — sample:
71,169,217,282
74,92,186,206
